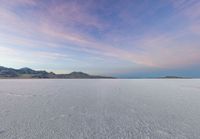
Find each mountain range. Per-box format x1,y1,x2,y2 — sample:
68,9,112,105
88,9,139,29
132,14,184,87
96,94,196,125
0,66,113,79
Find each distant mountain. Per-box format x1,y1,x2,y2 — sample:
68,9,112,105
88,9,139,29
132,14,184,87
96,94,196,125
0,66,113,79
160,76,184,79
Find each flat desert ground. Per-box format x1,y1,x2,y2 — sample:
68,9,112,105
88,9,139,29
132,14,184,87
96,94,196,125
0,79,200,139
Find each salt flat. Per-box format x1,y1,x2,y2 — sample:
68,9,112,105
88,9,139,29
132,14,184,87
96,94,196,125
0,79,200,139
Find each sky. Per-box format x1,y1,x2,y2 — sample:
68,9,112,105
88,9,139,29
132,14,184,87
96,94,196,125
0,0,200,77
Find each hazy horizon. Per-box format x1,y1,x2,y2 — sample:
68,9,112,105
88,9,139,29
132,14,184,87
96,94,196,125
0,0,200,77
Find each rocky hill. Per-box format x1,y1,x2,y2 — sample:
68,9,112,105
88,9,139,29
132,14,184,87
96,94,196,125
0,66,113,79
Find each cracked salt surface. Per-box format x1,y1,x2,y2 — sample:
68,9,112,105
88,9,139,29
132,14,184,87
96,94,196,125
0,79,200,139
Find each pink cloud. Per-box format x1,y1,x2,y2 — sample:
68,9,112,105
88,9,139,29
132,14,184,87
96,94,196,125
46,1,106,30
133,32,200,68
1,0,200,71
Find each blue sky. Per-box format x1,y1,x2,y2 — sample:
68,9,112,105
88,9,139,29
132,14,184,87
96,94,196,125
0,0,200,77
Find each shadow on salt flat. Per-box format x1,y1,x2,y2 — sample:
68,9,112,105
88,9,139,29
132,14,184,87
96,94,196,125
181,85,200,91
5,92,38,97
0,130,6,134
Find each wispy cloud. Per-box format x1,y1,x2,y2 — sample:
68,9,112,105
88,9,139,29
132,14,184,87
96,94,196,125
0,0,200,76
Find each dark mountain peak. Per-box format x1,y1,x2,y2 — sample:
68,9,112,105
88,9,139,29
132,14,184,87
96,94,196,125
0,66,6,70
0,66,18,77
20,67,33,70
69,71,89,76
67,71,91,78
0,66,6,68
18,67,36,74
162,76,183,79
70,71,87,74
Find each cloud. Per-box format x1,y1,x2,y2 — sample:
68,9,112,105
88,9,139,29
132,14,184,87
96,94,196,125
0,0,37,7
0,0,200,74
0,3,150,67
47,1,105,30
0,46,67,61
140,41,200,68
